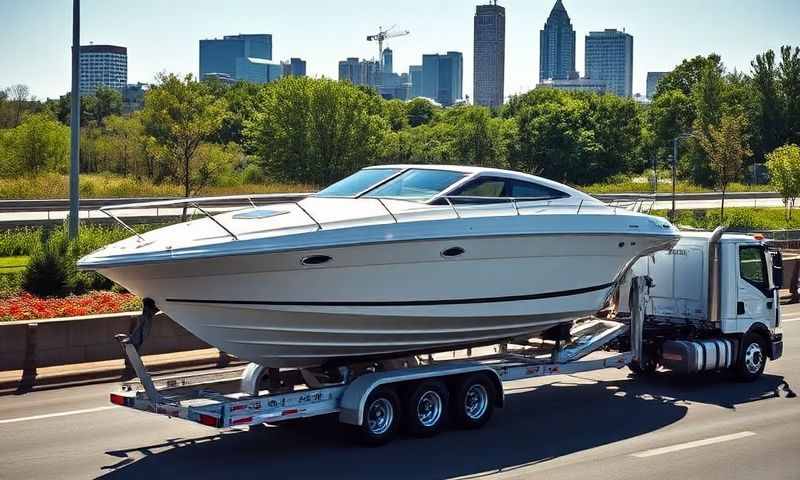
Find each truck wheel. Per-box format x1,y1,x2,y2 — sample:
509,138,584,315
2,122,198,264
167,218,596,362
736,333,767,382
357,387,400,446
404,380,448,437
451,374,495,429
629,358,658,376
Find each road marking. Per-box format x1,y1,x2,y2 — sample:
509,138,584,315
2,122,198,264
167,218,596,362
631,431,756,458
0,406,117,425
782,317,800,323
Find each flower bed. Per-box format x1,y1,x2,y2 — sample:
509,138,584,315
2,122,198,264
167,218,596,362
0,291,142,321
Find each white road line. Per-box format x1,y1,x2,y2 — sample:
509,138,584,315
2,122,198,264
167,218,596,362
0,406,117,425
631,431,756,458
782,317,800,323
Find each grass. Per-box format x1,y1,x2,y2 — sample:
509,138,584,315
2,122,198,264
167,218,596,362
652,207,800,231
583,181,774,195
0,256,29,273
0,173,315,199
0,224,165,258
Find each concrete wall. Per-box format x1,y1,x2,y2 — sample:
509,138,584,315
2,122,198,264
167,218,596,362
0,312,208,372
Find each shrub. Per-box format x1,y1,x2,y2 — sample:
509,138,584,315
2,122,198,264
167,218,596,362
22,231,77,297
242,163,265,184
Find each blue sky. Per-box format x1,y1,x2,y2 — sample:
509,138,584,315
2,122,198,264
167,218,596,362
2,0,798,100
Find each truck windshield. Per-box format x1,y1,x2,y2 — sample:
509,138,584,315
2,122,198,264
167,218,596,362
363,169,466,201
316,168,400,197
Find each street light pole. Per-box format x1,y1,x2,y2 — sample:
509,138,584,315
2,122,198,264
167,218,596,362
672,137,678,220
68,0,80,239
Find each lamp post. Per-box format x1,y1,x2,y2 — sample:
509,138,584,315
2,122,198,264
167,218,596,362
670,133,694,221
68,0,80,239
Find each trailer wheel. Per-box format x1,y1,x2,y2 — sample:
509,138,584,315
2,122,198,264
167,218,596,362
404,380,449,437
628,358,658,376
736,333,767,382
357,387,400,446
451,374,495,429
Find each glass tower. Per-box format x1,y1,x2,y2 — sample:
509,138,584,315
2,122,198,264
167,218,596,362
473,3,505,108
585,29,634,97
539,0,577,82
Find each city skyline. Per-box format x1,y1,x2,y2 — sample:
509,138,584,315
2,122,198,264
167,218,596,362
1,0,798,100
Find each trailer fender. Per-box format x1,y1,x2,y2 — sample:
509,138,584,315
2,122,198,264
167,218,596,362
338,363,503,426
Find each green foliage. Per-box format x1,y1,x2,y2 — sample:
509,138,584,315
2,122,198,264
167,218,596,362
766,144,800,218
142,73,228,196
246,76,388,186
659,208,800,231
0,113,69,176
405,97,436,127
655,54,722,98
22,231,77,297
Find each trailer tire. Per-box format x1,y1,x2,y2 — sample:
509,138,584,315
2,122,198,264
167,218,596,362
451,374,495,429
404,380,449,437
628,358,658,376
736,333,767,382
357,387,401,446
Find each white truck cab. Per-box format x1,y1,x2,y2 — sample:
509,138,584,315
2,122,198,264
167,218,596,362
618,228,784,380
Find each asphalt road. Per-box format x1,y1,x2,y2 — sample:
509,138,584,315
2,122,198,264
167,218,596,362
1,311,798,479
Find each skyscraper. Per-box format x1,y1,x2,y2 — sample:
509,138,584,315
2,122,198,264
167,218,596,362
422,52,463,106
281,58,307,77
539,0,577,82
585,29,634,97
338,57,379,87
199,34,273,83
646,71,670,99
474,2,505,108
79,44,127,95
382,48,394,74
409,65,423,98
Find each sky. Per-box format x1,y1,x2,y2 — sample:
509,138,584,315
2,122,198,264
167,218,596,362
1,0,799,100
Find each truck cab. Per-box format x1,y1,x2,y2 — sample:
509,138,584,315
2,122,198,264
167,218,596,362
618,229,783,380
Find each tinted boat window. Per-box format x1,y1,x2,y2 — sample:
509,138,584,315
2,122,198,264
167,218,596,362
509,180,569,199
316,169,400,197
364,169,466,200
446,176,569,204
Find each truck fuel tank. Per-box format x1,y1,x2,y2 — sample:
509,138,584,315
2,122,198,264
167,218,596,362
660,339,736,374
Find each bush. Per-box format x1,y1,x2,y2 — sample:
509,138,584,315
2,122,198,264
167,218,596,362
242,163,265,184
22,231,77,297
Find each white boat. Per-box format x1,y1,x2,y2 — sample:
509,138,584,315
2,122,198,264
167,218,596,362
78,165,680,368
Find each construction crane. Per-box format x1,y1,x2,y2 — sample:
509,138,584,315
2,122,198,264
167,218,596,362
366,25,410,72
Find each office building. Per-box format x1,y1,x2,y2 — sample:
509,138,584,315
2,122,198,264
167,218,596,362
539,0,577,83
79,44,127,95
646,71,670,99
473,2,506,108
122,82,148,112
537,78,607,94
382,48,394,74
585,29,633,97
281,58,307,77
338,57,379,87
199,34,273,83
409,65,423,98
422,52,463,106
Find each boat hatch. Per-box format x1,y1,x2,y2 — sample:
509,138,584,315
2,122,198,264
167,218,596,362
232,209,290,220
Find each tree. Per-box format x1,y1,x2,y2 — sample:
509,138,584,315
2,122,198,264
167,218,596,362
695,114,751,220
751,50,784,157
90,86,123,125
766,144,800,219
382,99,409,132
246,76,388,186
141,73,228,197
655,54,722,98
1,113,70,175
405,97,436,127
779,46,800,145
6,84,30,127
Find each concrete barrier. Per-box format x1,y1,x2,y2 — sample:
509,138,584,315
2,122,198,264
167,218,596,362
0,311,209,373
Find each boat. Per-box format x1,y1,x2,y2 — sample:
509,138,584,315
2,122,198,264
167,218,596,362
78,165,680,368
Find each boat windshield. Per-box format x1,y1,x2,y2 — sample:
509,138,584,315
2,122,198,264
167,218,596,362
363,169,467,201
316,168,401,197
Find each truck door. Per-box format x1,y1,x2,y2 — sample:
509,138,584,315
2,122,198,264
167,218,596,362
737,245,773,330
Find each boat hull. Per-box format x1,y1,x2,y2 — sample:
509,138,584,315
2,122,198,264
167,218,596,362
98,231,677,367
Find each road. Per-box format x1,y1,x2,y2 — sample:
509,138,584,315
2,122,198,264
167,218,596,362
0,311,798,479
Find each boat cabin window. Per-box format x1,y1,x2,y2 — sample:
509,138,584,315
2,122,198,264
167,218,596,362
443,176,569,204
363,169,467,200
316,168,401,197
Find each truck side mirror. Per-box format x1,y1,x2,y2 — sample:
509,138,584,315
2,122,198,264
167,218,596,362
771,251,784,289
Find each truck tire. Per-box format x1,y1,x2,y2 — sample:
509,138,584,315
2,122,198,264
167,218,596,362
450,374,495,429
356,387,401,446
404,380,448,437
628,358,658,376
736,333,767,382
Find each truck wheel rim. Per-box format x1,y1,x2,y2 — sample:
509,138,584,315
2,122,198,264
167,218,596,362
744,342,763,374
367,398,393,435
417,390,443,427
465,384,488,420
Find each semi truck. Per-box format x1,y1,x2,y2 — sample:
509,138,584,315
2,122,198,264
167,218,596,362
110,227,784,445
